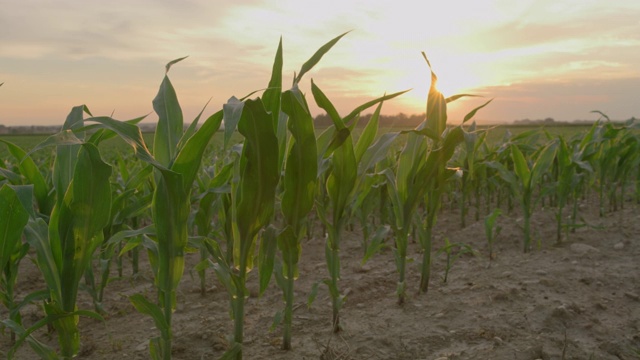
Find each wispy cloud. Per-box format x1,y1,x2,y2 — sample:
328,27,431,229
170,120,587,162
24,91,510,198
0,0,638,125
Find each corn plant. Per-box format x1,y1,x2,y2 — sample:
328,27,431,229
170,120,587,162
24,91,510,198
435,237,475,283
383,54,490,301
313,80,406,328
492,141,558,252
0,139,54,217
351,102,395,259
85,58,226,360
216,98,279,359
84,159,152,312
17,122,112,359
484,208,502,267
0,184,32,343
457,122,488,227
274,84,318,349
551,135,595,243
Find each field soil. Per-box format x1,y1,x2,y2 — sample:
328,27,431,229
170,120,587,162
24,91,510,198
3,199,639,360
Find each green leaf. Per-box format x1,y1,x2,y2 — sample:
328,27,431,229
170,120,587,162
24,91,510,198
258,226,278,295
0,185,29,275
53,106,85,209
445,93,480,103
326,131,357,226
172,109,224,190
263,37,283,132
165,56,188,73
153,74,183,167
24,218,62,303
0,139,52,215
1,319,57,360
511,145,531,189
311,81,343,130
219,343,242,360
530,141,558,187
86,116,163,170
130,294,170,340
307,281,320,308
276,226,300,281
358,132,400,176
354,101,382,163
295,31,349,85
463,99,493,124
177,98,211,152
235,98,280,269
56,143,112,312
362,225,390,264
281,87,318,227
269,310,284,332
223,97,244,150
342,90,410,126
423,52,447,136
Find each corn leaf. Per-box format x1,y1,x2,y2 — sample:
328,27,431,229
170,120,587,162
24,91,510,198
129,294,170,340
342,90,410,126
354,101,382,163
153,171,189,308
530,141,558,187
223,97,244,150
0,140,52,215
463,99,493,124
311,81,344,130
422,52,447,137
55,143,112,311
153,73,183,167
511,145,531,190
172,109,224,191
295,31,349,85
281,87,318,227
258,226,278,295
0,185,29,274
358,132,400,175
24,218,62,303
235,98,279,269
263,37,283,132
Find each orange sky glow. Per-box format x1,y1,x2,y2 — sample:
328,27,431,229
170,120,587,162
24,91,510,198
1,0,638,126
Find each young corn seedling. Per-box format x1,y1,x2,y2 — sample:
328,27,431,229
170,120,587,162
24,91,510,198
435,237,475,283
492,141,558,252
484,208,502,267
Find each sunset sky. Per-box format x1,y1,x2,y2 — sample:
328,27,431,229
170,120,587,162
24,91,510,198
1,0,638,126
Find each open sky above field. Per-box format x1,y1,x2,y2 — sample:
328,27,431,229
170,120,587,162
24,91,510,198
1,0,639,126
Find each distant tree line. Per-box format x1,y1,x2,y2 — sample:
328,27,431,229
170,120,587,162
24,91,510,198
314,112,426,128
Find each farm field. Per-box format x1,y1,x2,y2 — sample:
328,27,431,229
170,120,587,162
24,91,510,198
2,121,639,360
2,192,639,359
1,34,639,360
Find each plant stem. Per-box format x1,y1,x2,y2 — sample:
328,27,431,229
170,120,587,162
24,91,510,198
419,224,432,293
326,225,342,332
395,230,408,305
523,205,531,253
163,289,173,360
282,263,294,349
233,258,247,360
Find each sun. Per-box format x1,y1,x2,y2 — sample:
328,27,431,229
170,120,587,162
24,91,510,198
377,53,486,116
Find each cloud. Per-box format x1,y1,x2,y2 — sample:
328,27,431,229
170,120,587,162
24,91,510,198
458,77,640,123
